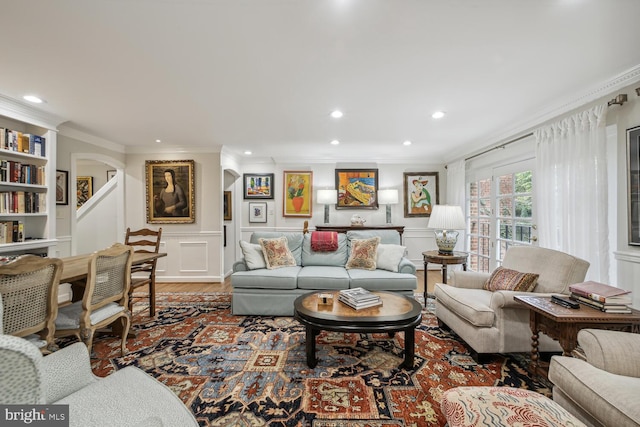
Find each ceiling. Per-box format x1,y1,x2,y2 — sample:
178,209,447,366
2,0,640,164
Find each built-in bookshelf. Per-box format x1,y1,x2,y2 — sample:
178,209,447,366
0,96,60,258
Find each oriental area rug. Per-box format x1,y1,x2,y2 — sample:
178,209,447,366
74,293,553,426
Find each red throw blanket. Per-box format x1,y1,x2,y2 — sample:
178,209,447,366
311,231,339,252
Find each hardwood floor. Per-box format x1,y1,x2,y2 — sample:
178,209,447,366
155,269,443,294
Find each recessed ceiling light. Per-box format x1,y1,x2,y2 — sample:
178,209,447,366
330,110,343,119
23,95,44,104
244,150,252,155
432,111,446,119
403,140,412,146
330,140,340,145
155,139,162,143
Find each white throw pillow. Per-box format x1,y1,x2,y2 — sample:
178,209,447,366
376,244,406,272
239,241,266,270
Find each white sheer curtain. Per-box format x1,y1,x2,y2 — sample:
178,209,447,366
446,159,466,251
534,104,609,282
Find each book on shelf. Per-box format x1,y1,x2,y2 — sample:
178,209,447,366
569,281,631,303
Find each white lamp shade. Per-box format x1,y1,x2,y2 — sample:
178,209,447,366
317,189,337,204
378,189,399,205
429,205,466,230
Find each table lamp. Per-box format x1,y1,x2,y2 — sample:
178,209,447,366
317,189,337,224
429,204,466,254
378,189,399,224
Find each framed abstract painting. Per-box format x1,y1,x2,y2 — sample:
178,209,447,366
403,172,439,217
335,168,378,209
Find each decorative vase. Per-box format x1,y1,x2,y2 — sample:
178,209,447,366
292,196,304,212
350,215,366,226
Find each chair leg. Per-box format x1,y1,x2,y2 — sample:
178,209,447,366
149,276,156,317
120,314,131,356
81,328,94,356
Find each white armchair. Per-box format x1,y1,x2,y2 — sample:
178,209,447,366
434,246,589,362
0,335,198,426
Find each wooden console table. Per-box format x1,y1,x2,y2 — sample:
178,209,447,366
315,225,404,241
514,295,640,374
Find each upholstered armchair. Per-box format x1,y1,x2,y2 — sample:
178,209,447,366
549,329,640,426
0,334,198,426
434,246,589,361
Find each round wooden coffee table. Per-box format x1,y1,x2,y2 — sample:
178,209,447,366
294,290,422,369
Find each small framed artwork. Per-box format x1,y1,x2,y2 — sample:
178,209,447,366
55,170,69,205
627,125,640,245
76,176,93,208
403,172,440,217
223,191,232,220
283,171,313,217
145,160,195,224
107,170,117,181
249,202,267,223
243,173,274,199
335,168,378,209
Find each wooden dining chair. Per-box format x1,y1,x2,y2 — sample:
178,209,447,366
55,243,134,356
0,255,63,353
124,227,162,317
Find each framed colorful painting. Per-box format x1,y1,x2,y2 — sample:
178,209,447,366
283,171,313,217
335,168,378,209
76,176,93,208
145,159,195,224
403,171,439,217
243,173,274,199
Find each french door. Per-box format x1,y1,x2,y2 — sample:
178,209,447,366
466,159,537,273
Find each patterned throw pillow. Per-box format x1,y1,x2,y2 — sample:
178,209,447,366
345,236,380,270
483,266,539,292
259,236,297,269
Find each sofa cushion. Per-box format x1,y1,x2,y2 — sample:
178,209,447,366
239,241,266,270
376,244,406,272
250,232,304,265
434,284,494,327
231,266,300,290
345,237,380,270
483,266,539,292
347,269,417,291
297,266,351,290
302,233,348,267
259,236,297,269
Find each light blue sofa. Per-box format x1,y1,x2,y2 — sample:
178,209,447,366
231,230,417,316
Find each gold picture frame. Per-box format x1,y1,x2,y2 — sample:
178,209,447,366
283,171,313,217
145,160,195,224
76,176,93,208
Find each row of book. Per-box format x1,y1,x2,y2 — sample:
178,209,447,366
0,220,24,243
569,281,632,314
0,160,46,185
338,287,382,310
0,128,46,157
0,191,46,214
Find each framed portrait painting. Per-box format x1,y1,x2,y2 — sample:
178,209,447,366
145,160,195,224
283,171,313,217
335,169,378,209
249,202,267,223
76,176,93,208
223,191,232,220
403,172,439,217
56,170,68,205
243,173,274,199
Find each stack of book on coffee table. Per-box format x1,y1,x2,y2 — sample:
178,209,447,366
338,287,382,310
569,281,633,314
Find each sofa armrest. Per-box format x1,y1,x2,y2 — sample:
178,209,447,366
232,259,249,272
491,291,557,309
448,270,490,289
42,342,98,403
398,257,416,274
578,329,640,378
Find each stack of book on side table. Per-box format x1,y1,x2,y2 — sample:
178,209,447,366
569,281,633,314
338,287,382,310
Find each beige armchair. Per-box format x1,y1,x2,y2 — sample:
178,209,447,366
549,329,640,427
434,246,589,362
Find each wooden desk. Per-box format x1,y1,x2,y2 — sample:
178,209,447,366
514,295,640,373
422,250,467,302
315,225,405,242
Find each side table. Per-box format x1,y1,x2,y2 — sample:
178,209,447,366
422,250,468,303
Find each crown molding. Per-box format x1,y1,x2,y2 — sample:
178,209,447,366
0,94,66,130
58,123,126,153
